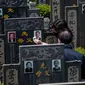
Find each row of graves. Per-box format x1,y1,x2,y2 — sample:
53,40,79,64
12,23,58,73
0,0,85,85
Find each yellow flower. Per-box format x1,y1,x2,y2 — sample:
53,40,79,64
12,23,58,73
36,70,42,77
45,70,50,76
17,38,24,43
4,14,9,19
8,8,14,12
21,32,28,36
26,38,33,43
40,63,45,69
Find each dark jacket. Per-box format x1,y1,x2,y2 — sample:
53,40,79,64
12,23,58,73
64,44,85,79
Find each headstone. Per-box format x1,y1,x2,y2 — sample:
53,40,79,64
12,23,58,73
51,0,64,21
77,2,85,48
19,44,65,85
39,82,85,85
65,6,78,48
4,17,44,64
65,60,81,82
0,0,27,7
3,64,20,85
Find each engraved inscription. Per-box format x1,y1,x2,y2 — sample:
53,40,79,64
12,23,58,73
68,66,79,82
6,69,18,85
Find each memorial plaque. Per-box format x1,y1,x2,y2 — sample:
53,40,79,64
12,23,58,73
51,0,64,21
65,6,78,48
77,2,85,48
26,8,40,17
4,17,44,31
65,0,78,6
65,60,81,82
0,0,27,7
20,44,65,85
0,34,5,65
3,64,20,85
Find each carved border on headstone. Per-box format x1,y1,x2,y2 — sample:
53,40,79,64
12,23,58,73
4,17,44,31
19,44,64,61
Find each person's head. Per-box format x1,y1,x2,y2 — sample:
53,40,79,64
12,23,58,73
57,30,73,44
54,60,59,67
10,33,14,39
35,31,40,39
26,62,32,68
50,19,71,34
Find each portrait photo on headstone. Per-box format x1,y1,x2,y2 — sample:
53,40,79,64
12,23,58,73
24,60,33,73
52,59,61,72
33,30,42,40
7,31,16,43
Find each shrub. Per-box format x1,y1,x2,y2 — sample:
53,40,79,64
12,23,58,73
75,46,85,56
36,4,51,18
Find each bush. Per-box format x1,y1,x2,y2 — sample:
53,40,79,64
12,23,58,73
36,4,51,18
75,46,85,56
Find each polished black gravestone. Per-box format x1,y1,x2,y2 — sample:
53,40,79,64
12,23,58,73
65,60,81,82
77,2,85,48
0,0,27,7
19,44,65,85
4,17,44,64
65,6,78,48
3,64,20,85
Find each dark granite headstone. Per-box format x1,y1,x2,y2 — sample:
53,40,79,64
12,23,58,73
19,44,65,85
3,64,20,85
4,17,44,64
77,2,85,48
65,60,81,82
65,6,78,48
0,0,27,7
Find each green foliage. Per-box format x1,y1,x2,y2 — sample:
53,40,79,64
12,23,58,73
75,46,85,56
36,4,51,18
